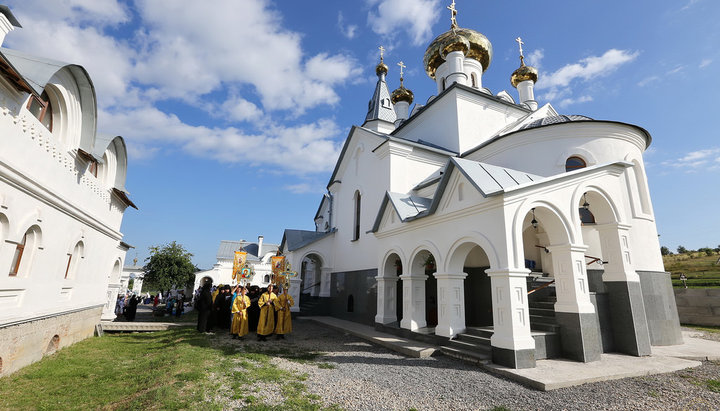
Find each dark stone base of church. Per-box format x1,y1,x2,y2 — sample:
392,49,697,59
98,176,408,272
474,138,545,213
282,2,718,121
555,311,602,362
605,280,652,356
329,268,378,326
297,295,331,316
492,346,535,369
589,292,615,352
637,271,683,346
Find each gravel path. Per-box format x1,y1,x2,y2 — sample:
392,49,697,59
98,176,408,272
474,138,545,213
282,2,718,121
240,320,720,411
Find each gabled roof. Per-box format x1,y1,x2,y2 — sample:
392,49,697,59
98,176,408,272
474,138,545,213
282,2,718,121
216,240,279,261
280,229,334,252
371,192,432,232
0,6,21,27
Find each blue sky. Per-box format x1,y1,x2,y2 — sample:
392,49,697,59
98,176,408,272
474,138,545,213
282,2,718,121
5,0,719,268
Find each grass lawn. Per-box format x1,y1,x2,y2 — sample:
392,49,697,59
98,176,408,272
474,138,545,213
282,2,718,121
0,327,337,410
663,252,720,288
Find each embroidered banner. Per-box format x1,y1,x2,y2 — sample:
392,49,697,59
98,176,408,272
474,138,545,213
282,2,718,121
271,255,286,277
232,251,247,280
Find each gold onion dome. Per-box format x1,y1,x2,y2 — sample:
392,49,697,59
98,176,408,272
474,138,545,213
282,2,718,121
423,27,493,79
376,61,389,76
511,61,538,88
439,32,470,59
391,85,414,104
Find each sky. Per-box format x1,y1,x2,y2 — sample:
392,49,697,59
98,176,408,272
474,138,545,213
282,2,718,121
4,0,719,268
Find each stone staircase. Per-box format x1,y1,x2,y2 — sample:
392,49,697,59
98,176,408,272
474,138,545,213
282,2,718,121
440,326,493,364
527,277,562,359
298,294,329,316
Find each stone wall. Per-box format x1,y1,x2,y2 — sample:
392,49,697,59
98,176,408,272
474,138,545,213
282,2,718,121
0,305,103,377
674,288,720,327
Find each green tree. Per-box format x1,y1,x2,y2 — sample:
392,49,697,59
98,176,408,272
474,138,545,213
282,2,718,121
143,242,197,292
660,246,671,256
677,245,687,254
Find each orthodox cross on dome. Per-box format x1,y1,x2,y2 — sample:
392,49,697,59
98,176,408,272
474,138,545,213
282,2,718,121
448,0,458,29
378,45,385,62
515,36,526,65
397,61,406,85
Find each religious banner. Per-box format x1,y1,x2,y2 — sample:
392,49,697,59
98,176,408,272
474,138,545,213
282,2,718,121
271,256,286,275
232,251,247,281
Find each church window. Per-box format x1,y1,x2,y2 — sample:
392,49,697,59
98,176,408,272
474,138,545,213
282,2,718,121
347,294,354,312
381,98,391,109
65,241,83,279
442,77,446,91
353,191,361,241
565,156,586,171
264,275,270,283
471,73,478,88
8,233,26,276
26,91,53,131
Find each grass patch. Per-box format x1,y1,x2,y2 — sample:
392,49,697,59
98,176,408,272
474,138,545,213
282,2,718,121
707,379,720,393
663,253,720,288
317,363,336,369
0,327,335,410
683,325,720,334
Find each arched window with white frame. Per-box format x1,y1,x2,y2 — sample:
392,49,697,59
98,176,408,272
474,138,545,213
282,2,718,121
64,241,84,279
9,226,41,277
353,190,361,241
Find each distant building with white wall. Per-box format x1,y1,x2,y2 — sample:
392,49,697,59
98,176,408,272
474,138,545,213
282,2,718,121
193,237,279,291
0,6,136,376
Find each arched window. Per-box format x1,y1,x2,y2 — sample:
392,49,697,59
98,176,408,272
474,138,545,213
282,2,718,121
442,77,446,91
471,72,478,88
64,241,84,279
263,275,270,283
8,233,26,276
353,191,361,241
27,91,53,131
347,294,354,312
565,156,587,172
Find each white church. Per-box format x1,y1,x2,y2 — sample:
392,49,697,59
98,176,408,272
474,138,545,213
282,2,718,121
281,5,683,368
0,6,135,376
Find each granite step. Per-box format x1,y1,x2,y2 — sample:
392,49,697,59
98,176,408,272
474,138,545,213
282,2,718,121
440,346,491,365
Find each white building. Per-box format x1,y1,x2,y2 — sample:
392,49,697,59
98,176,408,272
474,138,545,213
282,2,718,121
281,9,682,369
0,6,135,376
193,237,280,291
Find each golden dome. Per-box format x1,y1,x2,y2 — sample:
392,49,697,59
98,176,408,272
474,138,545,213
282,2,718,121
439,32,470,59
423,27,493,79
391,86,414,104
376,61,388,76
510,63,538,88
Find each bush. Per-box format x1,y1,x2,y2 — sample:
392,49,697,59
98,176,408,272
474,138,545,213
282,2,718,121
661,246,671,256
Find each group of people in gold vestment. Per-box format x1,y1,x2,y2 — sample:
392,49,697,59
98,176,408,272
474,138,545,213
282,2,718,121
196,281,294,341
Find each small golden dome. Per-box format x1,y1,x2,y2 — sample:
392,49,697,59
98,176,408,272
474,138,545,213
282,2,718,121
391,86,414,104
439,32,470,59
510,63,538,88
376,61,388,76
423,27,493,79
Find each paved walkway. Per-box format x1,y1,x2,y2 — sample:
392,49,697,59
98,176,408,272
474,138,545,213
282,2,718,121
301,317,720,391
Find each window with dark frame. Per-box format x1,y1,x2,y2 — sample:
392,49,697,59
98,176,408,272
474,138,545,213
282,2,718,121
9,233,27,276
26,91,53,131
565,156,586,172
353,191,361,241
64,254,73,279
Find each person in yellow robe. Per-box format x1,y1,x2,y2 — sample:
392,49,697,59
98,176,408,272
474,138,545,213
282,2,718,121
256,284,278,341
274,286,294,339
231,286,251,339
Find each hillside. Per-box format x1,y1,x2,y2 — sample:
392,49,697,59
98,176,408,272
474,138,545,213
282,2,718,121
663,252,720,288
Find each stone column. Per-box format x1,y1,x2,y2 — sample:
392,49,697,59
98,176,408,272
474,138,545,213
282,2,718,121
547,244,602,362
375,276,397,324
434,272,467,337
101,284,121,321
486,268,536,368
289,277,302,312
319,267,332,298
399,274,427,330
596,223,651,356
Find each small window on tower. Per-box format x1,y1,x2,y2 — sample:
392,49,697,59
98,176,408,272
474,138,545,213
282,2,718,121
471,73,478,88
27,91,53,131
565,156,586,172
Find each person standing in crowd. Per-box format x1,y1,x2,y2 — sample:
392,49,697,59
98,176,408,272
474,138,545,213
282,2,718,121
274,286,294,339
221,285,233,329
196,282,213,332
248,286,261,332
125,294,139,321
231,286,251,339
256,284,278,341
175,292,185,317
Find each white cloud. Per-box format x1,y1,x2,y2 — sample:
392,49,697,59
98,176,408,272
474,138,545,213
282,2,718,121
662,148,720,172
666,65,685,75
699,59,712,69
538,49,639,90
5,0,360,176
525,49,544,70
637,75,661,87
338,12,358,39
367,0,440,46
284,183,323,194
535,49,637,107
681,0,701,11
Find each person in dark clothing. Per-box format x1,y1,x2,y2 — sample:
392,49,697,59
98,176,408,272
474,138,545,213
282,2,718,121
247,285,261,332
175,292,185,317
196,282,213,332
125,295,139,321
220,285,233,329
